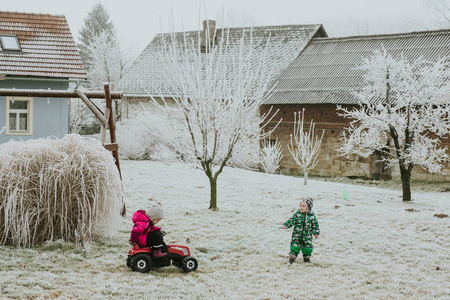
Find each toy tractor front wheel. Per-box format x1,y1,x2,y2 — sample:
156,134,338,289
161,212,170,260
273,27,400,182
130,253,152,273
181,256,198,272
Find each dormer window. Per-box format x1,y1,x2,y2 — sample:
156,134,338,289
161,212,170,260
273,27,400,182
0,35,21,51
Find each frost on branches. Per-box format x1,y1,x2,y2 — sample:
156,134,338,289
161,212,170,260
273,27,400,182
85,31,126,90
339,50,450,201
148,24,279,210
288,109,324,185
260,139,283,174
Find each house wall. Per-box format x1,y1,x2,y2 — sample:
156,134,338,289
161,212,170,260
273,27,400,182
122,97,176,120
261,104,450,182
0,78,69,143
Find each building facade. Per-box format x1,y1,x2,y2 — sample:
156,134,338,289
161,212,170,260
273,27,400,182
262,29,450,181
0,11,86,143
118,22,327,119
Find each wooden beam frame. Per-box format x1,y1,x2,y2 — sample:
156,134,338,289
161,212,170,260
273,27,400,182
74,89,108,125
0,84,125,215
0,89,122,99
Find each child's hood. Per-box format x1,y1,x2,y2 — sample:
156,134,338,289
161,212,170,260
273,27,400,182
132,210,150,223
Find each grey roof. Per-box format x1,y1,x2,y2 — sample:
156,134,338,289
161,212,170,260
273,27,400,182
264,29,450,105
119,24,327,97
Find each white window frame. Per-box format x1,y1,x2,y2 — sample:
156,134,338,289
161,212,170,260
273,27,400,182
0,35,21,52
6,96,33,135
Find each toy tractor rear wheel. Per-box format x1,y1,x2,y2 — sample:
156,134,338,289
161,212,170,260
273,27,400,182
181,256,198,272
130,253,152,273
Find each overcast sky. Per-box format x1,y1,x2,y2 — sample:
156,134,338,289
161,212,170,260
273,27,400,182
1,0,444,55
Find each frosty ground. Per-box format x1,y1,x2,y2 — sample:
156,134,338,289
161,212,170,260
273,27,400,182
1,160,449,299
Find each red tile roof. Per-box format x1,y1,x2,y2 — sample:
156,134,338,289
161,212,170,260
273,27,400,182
0,11,87,79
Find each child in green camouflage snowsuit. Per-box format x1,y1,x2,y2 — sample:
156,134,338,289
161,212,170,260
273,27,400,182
282,198,320,263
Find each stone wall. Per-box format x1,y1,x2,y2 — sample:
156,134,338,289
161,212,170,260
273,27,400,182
261,104,450,182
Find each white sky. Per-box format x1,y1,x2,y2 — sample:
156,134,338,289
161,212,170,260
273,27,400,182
1,0,442,55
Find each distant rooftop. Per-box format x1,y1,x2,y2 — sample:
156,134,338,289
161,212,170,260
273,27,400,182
0,11,87,80
119,24,327,97
264,29,450,105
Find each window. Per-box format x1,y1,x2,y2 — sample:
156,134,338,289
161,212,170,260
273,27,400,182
0,35,21,51
6,97,33,135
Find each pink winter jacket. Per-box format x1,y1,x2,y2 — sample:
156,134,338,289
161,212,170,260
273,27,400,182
130,210,161,247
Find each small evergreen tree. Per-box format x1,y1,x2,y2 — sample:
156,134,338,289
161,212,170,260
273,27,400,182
78,2,116,69
75,2,127,123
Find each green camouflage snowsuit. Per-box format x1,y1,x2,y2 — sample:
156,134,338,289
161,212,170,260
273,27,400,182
283,210,320,258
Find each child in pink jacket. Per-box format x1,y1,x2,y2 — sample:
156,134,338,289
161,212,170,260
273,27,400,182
130,202,167,258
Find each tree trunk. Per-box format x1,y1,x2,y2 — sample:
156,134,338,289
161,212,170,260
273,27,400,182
208,176,218,210
400,166,412,201
114,98,121,122
303,169,308,185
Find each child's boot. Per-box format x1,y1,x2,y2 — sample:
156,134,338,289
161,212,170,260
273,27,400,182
152,248,167,258
289,254,297,264
303,256,311,263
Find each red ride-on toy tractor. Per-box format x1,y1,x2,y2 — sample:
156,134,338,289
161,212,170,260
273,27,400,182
127,243,198,273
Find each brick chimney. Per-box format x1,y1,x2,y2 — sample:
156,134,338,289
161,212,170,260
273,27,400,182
202,20,216,53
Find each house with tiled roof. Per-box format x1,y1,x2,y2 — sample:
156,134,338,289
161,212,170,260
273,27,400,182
118,21,327,119
0,11,86,143
261,29,450,181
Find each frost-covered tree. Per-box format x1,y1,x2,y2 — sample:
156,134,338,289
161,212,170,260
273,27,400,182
84,31,129,120
149,24,278,210
78,2,116,69
260,139,283,174
85,31,126,90
424,0,450,27
338,50,450,201
76,3,128,122
288,110,324,185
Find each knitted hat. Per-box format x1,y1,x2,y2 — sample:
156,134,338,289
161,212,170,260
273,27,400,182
300,198,313,213
147,203,163,220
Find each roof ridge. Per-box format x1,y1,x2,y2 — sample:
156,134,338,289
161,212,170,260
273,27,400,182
154,24,322,37
311,28,450,43
0,11,65,18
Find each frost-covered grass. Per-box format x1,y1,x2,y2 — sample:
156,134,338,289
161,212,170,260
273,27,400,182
0,160,449,299
0,135,123,247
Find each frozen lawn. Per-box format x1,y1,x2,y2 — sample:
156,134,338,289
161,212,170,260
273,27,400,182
1,160,449,299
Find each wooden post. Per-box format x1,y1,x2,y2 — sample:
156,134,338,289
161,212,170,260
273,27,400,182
104,84,125,215
104,84,121,179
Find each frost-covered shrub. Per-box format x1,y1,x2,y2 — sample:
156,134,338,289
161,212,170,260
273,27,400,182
117,112,192,162
0,134,123,247
116,117,151,160
227,138,260,169
149,144,181,162
260,139,283,174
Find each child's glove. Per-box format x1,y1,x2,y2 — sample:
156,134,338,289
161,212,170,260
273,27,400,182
160,230,166,236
